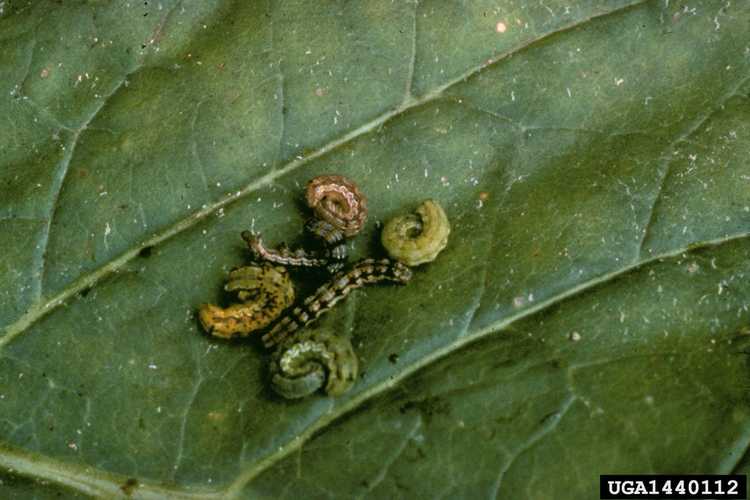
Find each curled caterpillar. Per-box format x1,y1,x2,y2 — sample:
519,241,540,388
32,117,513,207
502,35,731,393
306,174,367,238
269,326,358,399
381,199,450,266
199,263,294,339
262,258,412,348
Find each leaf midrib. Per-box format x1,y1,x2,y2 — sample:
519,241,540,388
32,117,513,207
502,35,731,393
0,442,223,500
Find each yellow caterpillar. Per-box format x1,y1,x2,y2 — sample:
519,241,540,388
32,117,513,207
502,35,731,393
199,263,294,339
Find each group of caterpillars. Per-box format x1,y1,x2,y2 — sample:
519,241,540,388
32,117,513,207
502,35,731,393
199,174,450,399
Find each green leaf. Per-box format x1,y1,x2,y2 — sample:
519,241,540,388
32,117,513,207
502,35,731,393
1,0,750,498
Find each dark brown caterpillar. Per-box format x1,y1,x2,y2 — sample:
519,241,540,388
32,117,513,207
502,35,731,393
304,218,345,245
305,174,367,238
199,263,295,339
269,326,358,399
262,258,412,348
304,218,348,272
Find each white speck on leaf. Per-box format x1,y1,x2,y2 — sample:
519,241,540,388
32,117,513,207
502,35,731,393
104,223,111,249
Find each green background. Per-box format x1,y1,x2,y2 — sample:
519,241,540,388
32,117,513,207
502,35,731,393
1,0,750,498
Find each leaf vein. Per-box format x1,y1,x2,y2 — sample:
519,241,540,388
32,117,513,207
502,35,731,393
0,441,223,499
31,76,130,304
356,417,422,497
403,0,418,102
636,71,750,259
488,394,577,499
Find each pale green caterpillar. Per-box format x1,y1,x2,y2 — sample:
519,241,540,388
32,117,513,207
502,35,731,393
381,199,450,266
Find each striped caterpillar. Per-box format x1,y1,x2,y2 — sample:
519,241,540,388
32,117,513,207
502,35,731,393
306,174,367,237
241,225,347,273
262,258,412,348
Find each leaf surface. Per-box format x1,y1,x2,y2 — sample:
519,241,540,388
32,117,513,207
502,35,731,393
1,1,750,498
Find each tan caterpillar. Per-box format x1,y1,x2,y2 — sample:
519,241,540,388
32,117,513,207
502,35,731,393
199,263,294,339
